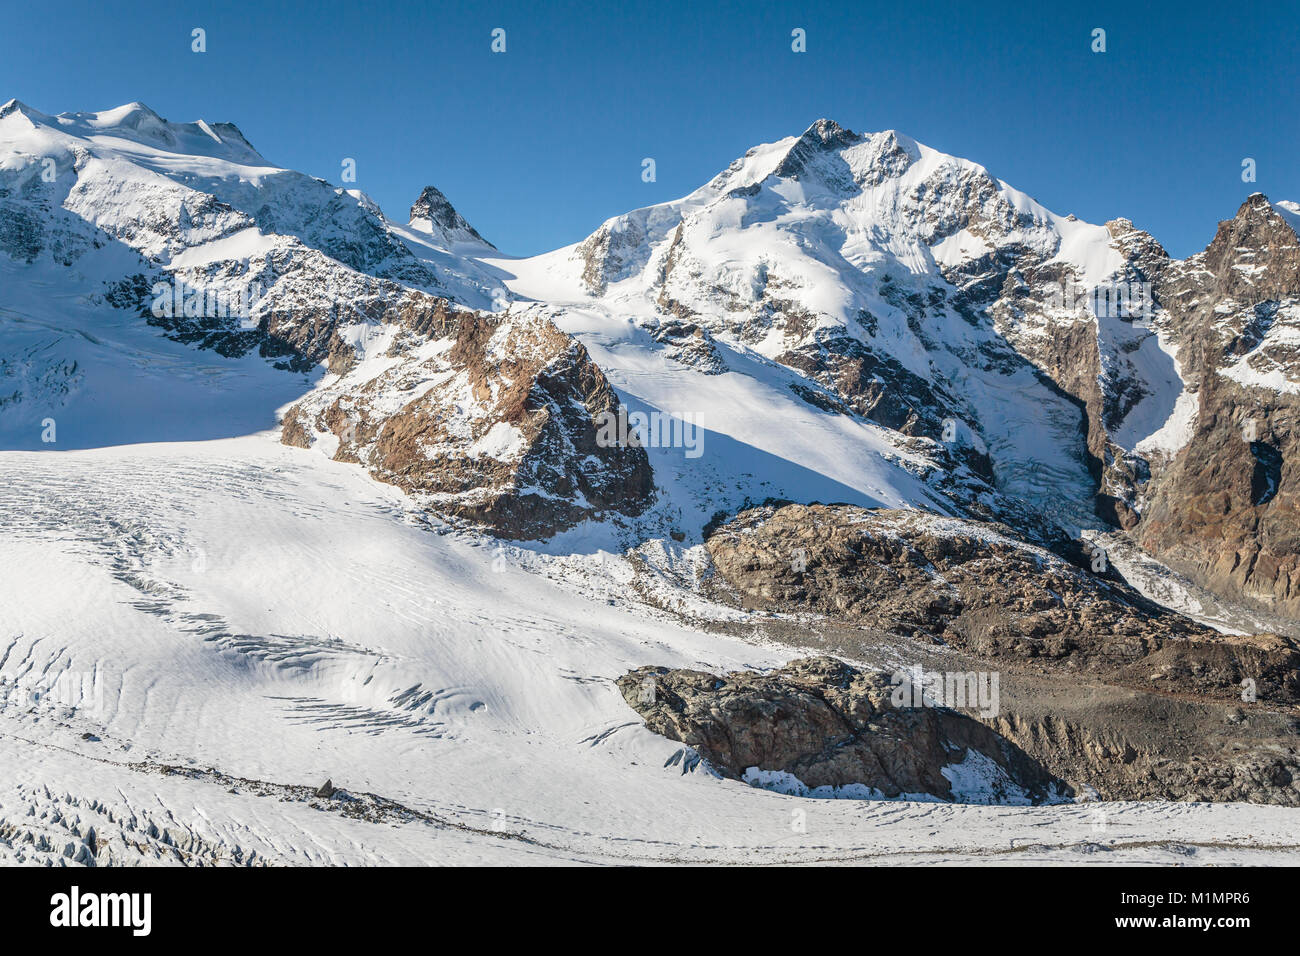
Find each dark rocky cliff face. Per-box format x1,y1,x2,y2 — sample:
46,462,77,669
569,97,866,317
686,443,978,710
1135,195,1300,615
409,185,494,248
889,189,1300,619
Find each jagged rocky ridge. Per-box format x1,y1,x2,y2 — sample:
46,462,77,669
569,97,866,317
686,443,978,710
1133,195,1300,615
409,185,493,248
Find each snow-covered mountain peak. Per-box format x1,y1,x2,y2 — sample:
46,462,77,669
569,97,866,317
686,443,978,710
76,100,165,129
802,117,857,143
554,118,1131,324
0,98,48,124
692,122,928,203
769,123,937,195
0,98,271,173
770,118,863,178
485,119,1169,533
0,98,508,299
408,184,493,249
52,101,269,166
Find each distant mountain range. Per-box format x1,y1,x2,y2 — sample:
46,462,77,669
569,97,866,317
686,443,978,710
4,101,1296,615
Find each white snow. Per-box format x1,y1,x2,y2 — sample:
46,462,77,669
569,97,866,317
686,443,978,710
1118,328,1199,458
1273,199,1300,237
473,123,1130,518
3,435,1296,865
467,420,526,460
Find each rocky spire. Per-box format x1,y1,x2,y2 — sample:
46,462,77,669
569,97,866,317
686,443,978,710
409,185,493,248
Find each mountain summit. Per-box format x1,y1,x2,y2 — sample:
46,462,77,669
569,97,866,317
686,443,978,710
409,185,493,248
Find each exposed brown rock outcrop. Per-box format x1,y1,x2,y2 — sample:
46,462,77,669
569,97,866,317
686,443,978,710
281,311,655,539
981,674,1300,805
618,656,1063,802
704,503,1299,702
619,657,1300,805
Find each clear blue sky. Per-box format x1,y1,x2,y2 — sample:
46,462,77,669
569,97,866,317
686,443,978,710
3,0,1295,257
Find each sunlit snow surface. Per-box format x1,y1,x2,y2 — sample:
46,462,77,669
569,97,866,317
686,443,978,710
2,435,1299,865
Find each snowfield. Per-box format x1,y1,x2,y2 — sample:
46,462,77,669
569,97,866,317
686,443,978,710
3,434,1299,865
